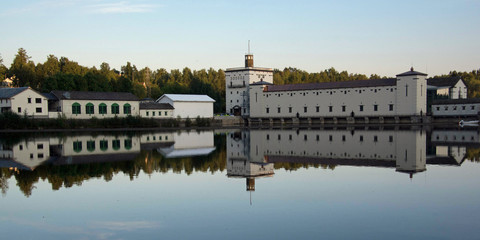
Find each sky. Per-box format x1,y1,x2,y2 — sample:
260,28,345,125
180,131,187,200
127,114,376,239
0,0,479,77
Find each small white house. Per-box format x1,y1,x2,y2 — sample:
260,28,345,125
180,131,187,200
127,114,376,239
0,87,49,118
139,102,174,118
156,94,215,119
427,76,467,99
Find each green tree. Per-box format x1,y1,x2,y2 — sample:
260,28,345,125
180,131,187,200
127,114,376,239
9,48,36,87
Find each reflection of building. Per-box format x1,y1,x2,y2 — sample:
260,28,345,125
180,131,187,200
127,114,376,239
158,131,216,158
427,130,478,165
0,131,216,170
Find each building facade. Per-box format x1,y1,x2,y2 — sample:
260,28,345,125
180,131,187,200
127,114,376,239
0,87,48,118
156,94,215,119
225,53,273,116
139,102,174,118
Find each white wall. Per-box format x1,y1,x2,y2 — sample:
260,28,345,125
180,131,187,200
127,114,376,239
139,109,173,118
7,89,48,118
432,103,480,116
172,102,213,118
57,99,140,119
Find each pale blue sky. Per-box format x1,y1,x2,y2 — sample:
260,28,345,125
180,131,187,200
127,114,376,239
1,0,479,77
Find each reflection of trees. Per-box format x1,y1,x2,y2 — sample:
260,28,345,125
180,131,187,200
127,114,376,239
466,147,480,162
2,135,227,197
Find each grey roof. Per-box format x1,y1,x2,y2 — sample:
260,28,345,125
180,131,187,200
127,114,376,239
432,98,480,105
264,78,396,92
41,92,58,101
396,68,428,77
158,94,215,102
250,81,273,86
427,76,461,87
0,87,28,99
51,90,139,101
140,102,174,110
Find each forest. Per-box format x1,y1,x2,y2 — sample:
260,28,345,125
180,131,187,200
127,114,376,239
1,48,480,113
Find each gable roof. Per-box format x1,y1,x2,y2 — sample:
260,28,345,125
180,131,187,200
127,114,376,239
140,102,174,110
0,87,29,99
264,78,396,92
51,90,139,101
427,76,462,88
158,94,215,103
396,68,428,77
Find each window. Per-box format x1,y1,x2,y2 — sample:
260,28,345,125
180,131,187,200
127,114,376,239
28,98,31,103
472,106,475,110
72,102,81,114
111,103,119,114
36,144,43,150
359,105,364,112
462,106,466,110
389,104,394,111
289,135,292,140
36,107,42,113
146,111,149,116
278,107,281,113
342,106,346,112
73,141,82,152
35,98,41,103
159,111,161,116
153,111,156,116
124,139,132,150
342,135,346,141
19,145,23,150
165,111,168,116
289,107,292,113
87,141,95,152
124,103,131,114
30,153,33,159
99,103,107,114
112,140,120,150
316,106,319,112
304,135,308,141
266,134,270,140
360,135,364,142
329,135,333,141
304,107,307,113
389,136,393,142
436,107,440,111
374,105,378,111
266,108,269,113
374,136,378,142
86,103,94,114
445,106,449,111
329,106,333,112
38,153,44,158
278,134,281,140
100,140,108,151
316,135,319,141
18,107,21,113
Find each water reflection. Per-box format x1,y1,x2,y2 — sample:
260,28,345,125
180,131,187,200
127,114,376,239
226,128,480,193
1,128,479,197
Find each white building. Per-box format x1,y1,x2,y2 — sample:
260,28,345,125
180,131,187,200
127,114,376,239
427,76,467,99
431,98,480,116
248,68,428,118
0,87,48,118
46,90,140,119
139,102,174,118
225,53,273,116
156,94,215,119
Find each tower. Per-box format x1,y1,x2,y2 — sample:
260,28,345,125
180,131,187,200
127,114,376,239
395,67,428,116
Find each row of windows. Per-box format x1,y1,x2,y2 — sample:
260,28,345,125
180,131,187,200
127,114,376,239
72,102,131,115
145,135,169,141
435,134,475,141
436,105,476,111
17,107,42,113
73,139,132,152
145,111,170,117
266,104,394,114
266,134,394,142
27,98,42,104
264,88,397,98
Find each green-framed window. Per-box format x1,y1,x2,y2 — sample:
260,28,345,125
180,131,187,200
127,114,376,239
123,103,131,114
124,139,132,150
99,103,107,114
72,102,81,114
165,111,168,116
87,140,95,152
73,141,82,152
111,103,119,114
86,103,94,114
112,140,120,150
100,140,108,151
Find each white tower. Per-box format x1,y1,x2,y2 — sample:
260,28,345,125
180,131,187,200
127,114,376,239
395,67,428,116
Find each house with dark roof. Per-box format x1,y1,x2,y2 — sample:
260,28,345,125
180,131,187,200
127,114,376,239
427,76,467,99
0,87,48,118
139,102,174,118
46,90,140,119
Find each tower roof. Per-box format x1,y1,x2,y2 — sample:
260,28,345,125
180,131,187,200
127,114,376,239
396,67,428,77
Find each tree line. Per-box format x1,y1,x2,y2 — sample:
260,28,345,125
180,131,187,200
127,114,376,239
1,48,479,113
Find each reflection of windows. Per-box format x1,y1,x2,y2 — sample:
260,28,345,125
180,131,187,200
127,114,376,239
73,141,82,152
389,136,393,142
111,103,119,114
72,102,81,114
360,135,363,142
374,136,378,142
112,140,120,150
100,140,108,151
99,103,107,114
124,139,132,150
86,103,94,114
87,141,95,152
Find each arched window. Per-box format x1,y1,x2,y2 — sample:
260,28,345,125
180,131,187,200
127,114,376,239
99,103,107,114
72,102,81,114
123,103,131,114
111,103,119,114
100,140,108,151
87,140,95,152
86,103,94,114
124,139,132,150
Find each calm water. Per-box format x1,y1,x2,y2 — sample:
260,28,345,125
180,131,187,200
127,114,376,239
1,128,479,239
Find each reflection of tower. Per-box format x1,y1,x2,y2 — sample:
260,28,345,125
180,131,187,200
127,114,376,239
395,130,427,178
246,178,255,191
